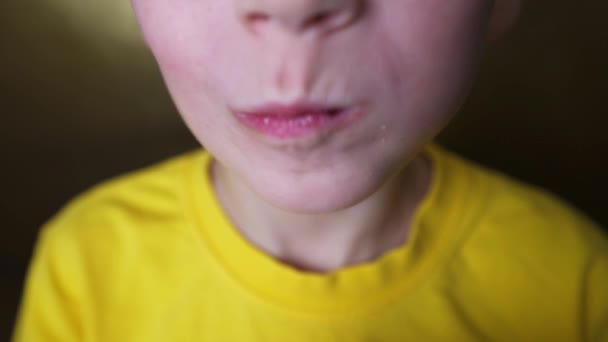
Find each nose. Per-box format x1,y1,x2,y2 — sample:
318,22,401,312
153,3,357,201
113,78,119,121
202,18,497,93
235,0,362,36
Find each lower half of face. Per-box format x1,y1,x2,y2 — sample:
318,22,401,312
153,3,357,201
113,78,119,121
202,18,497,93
133,0,493,212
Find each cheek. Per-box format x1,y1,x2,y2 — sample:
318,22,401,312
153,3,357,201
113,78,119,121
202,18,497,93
376,0,491,112
350,0,492,152
134,11,226,147
135,1,231,92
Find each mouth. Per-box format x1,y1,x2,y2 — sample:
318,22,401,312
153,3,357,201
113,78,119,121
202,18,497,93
233,102,363,140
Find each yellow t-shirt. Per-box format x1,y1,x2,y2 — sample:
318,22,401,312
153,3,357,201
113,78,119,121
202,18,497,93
13,145,608,341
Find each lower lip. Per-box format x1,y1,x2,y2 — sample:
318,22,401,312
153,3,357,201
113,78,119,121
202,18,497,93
235,108,361,139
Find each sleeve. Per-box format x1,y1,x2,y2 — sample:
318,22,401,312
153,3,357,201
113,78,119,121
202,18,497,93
12,226,90,342
586,248,608,342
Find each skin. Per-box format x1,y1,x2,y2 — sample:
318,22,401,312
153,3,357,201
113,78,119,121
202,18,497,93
131,0,519,272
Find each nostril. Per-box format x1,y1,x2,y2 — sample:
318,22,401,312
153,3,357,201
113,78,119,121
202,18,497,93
245,12,270,24
240,1,363,35
304,10,336,29
302,6,360,34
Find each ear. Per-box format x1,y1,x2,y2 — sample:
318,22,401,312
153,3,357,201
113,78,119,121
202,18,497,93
487,0,521,40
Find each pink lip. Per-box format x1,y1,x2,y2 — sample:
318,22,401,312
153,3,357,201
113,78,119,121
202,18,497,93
234,103,361,139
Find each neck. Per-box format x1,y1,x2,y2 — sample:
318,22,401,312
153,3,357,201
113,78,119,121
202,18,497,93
212,153,432,273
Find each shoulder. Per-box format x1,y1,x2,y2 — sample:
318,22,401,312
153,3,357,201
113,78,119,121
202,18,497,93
470,152,601,250
15,150,211,340
38,149,209,269
34,148,211,290
438,147,608,339
428,145,608,340
435,145,608,292
432,145,606,251
430,145,607,288
47,150,205,233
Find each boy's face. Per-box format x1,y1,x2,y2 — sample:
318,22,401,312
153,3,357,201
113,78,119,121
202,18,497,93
132,0,495,212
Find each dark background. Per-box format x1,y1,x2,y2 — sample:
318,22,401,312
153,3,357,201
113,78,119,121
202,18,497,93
1,0,607,339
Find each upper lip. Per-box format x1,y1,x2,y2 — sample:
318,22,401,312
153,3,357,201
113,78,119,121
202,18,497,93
234,102,346,117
